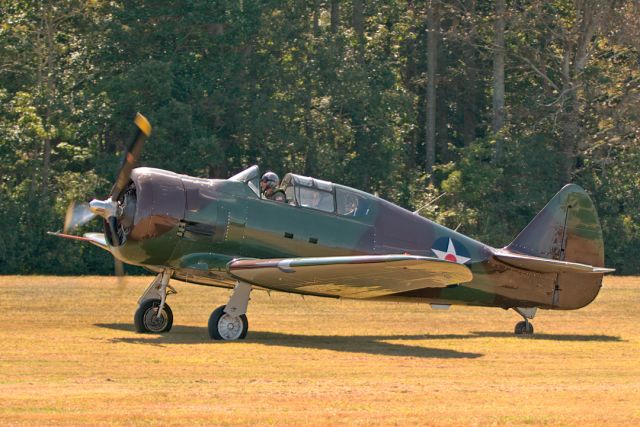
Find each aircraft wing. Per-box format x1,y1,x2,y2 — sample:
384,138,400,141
227,254,472,298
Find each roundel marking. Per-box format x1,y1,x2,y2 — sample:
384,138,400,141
431,237,471,265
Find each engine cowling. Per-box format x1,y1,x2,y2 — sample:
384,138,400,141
124,167,186,243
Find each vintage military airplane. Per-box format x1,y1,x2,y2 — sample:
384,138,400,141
51,114,614,340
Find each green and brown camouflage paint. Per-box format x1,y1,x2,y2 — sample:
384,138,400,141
107,167,607,311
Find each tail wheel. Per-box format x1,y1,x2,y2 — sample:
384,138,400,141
208,305,248,341
134,299,173,333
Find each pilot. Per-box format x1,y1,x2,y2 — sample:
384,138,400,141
260,172,286,202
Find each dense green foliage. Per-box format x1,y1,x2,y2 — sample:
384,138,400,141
1,0,638,274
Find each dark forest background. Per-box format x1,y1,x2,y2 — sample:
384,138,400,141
1,0,638,274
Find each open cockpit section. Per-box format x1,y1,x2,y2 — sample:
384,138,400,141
280,172,373,219
281,174,335,212
230,165,374,219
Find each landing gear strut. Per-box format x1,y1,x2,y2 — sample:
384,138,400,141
208,281,252,341
134,270,176,333
513,307,536,336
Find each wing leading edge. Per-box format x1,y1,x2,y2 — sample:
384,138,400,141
227,254,473,298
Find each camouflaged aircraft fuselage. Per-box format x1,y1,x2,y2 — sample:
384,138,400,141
104,166,607,311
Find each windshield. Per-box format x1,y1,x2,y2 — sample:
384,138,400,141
228,165,260,196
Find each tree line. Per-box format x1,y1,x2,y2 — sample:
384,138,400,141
0,0,638,274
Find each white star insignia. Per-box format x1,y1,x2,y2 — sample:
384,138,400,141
432,238,471,264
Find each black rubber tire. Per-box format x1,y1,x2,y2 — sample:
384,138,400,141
134,299,173,333
514,320,534,335
208,305,248,341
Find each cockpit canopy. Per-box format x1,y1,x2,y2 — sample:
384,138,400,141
230,165,372,217
281,173,334,212
281,173,372,217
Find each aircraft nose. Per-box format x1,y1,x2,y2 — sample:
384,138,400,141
125,168,186,241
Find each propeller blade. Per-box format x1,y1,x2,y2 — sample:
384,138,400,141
111,113,152,200
107,215,120,246
64,202,96,233
114,258,125,276
115,258,129,292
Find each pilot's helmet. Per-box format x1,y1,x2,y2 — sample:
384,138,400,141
260,171,279,192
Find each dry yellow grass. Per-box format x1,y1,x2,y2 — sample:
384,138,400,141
0,275,639,426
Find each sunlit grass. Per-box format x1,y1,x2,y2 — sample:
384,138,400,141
0,275,638,425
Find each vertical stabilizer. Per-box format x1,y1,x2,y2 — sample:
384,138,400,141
506,184,605,268
502,184,608,309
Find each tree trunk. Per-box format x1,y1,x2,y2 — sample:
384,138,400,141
460,53,481,147
425,0,438,175
352,0,364,62
303,93,316,176
460,0,478,146
559,40,576,183
492,0,506,161
438,83,448,163
41,3,57,195
558,0,611,182
313,0,320,35
331,0,340,33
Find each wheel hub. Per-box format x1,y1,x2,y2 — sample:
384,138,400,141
144,307,167,332
218,313,243,340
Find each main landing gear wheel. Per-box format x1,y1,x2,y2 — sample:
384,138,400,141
208,305,248,341
514,320,534,335
134,299,173,333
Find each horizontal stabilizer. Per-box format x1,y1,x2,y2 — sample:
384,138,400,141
494,250,614,274
228,254,472,298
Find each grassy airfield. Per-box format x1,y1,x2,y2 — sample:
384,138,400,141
0,276,638,426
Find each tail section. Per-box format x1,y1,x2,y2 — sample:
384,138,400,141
506,184,605,267
497,184,612,309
